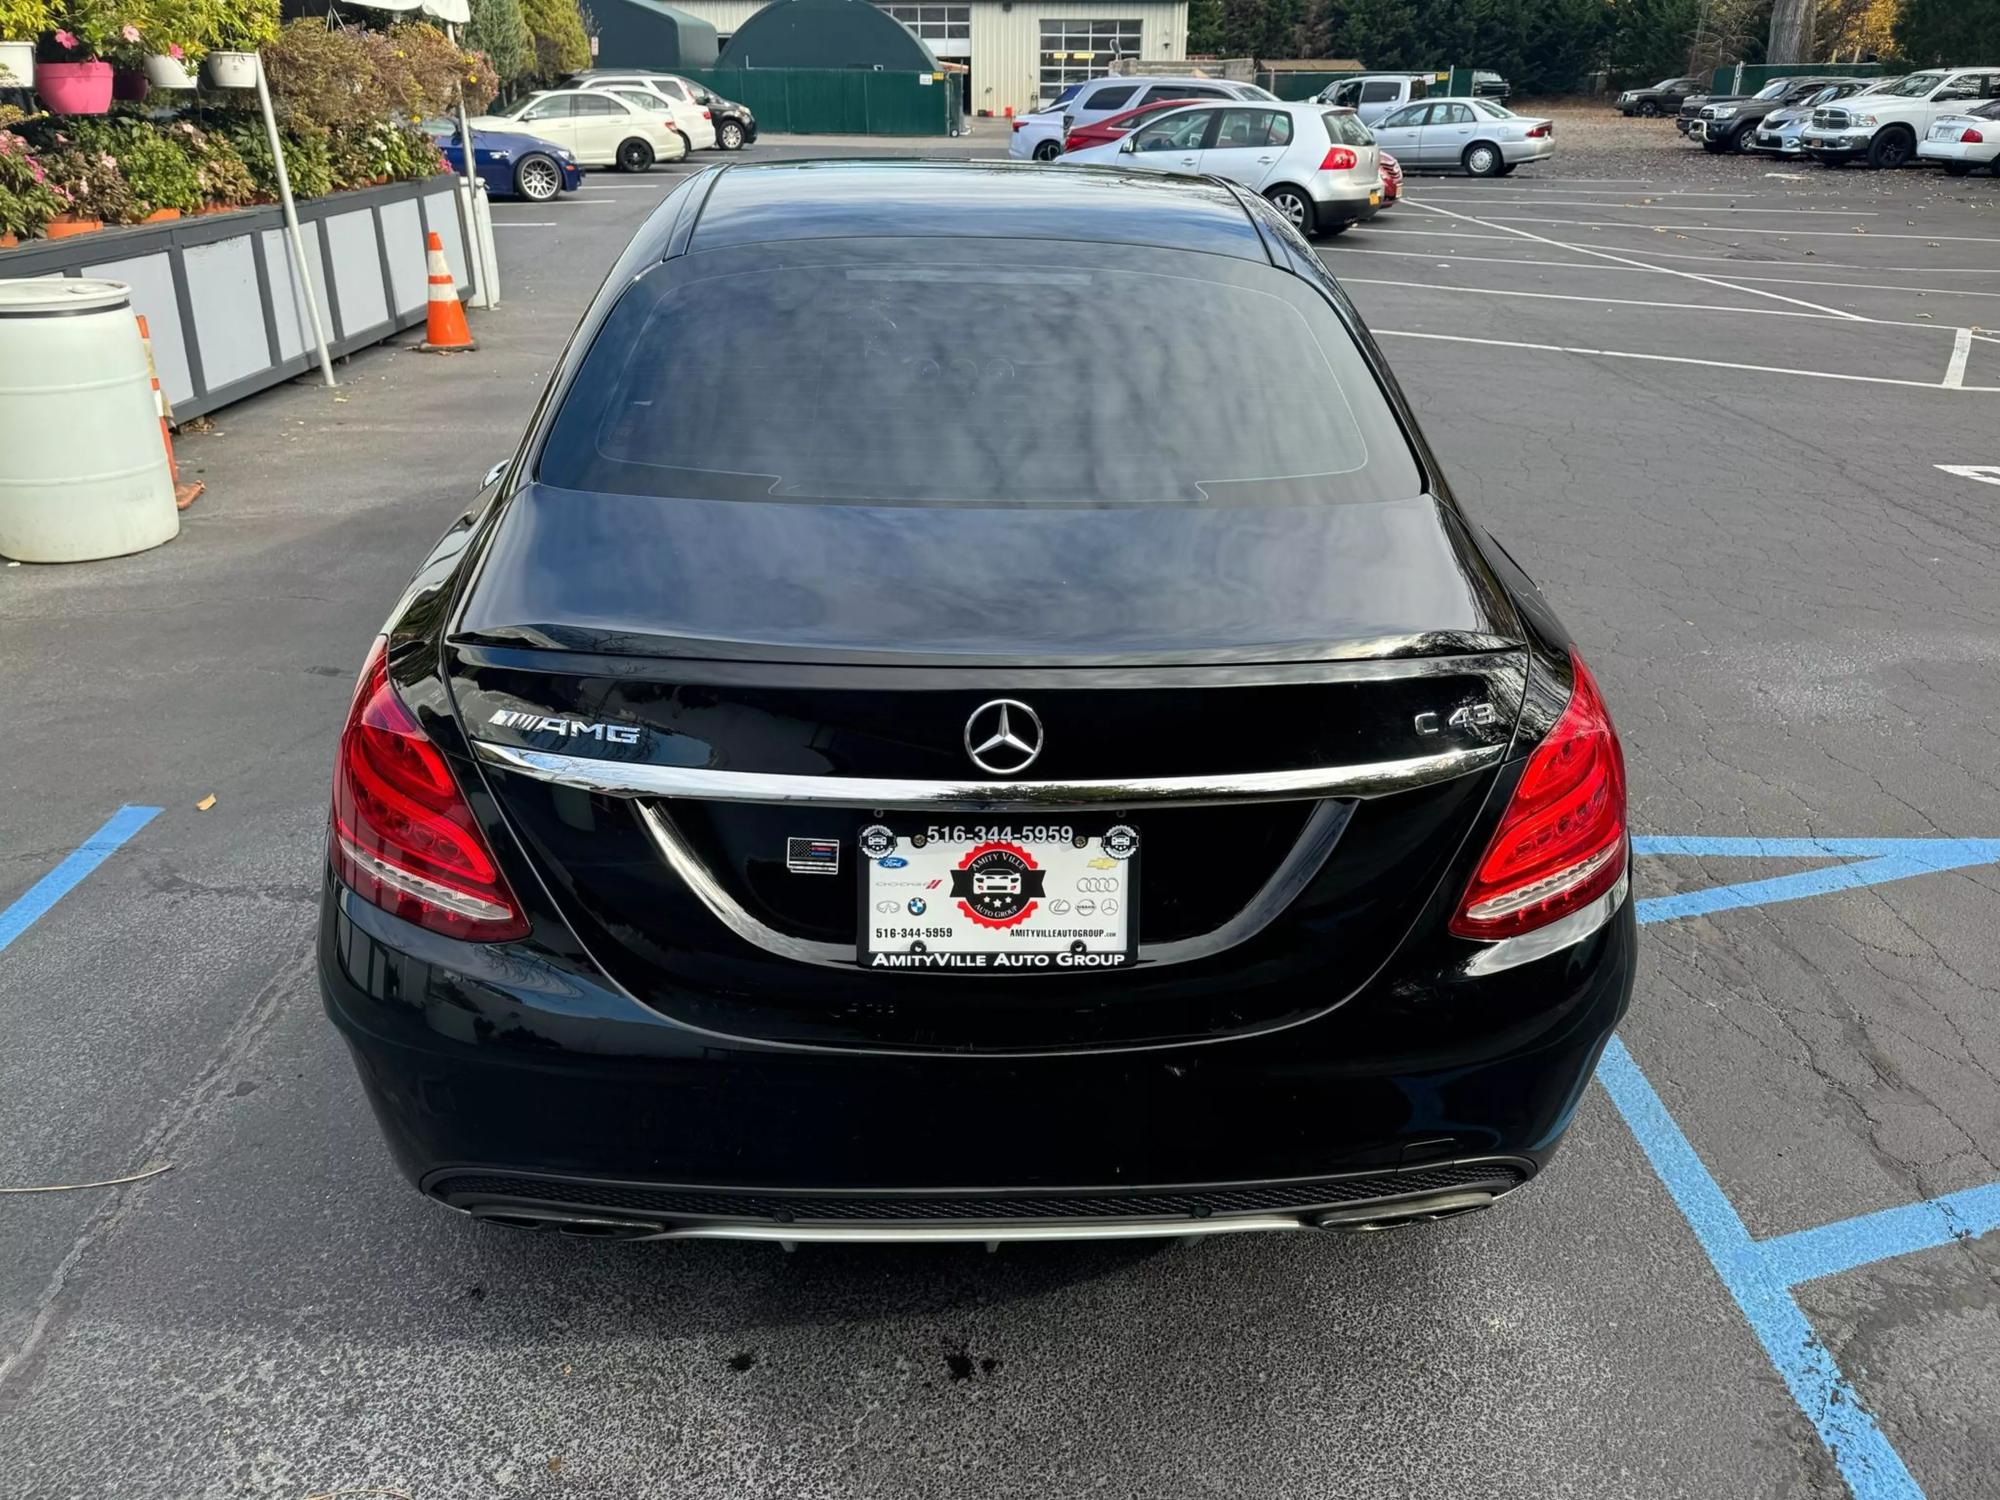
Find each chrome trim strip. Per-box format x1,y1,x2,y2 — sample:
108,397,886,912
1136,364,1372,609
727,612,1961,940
473,739,1504,810
1458,868,1630,977
471,1204,1322,1243
635,799,1355,972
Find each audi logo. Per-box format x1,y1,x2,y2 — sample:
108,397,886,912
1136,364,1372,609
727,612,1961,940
1075,877,1120,893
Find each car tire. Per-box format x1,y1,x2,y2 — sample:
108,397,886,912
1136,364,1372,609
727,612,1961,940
1263,184,1317,236
1943,161,1972,177
1730,125,1758,153
674,130,693,161
1463,141,1503,177
1638,100,1660,118
1497,162,1517,175
512,152,563,203
717,120,745,151
617,137,655,172
1867,127,1914,169
1033,138,1062,162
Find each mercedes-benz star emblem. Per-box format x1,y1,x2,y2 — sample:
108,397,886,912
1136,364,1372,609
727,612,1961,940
964,699,1043,775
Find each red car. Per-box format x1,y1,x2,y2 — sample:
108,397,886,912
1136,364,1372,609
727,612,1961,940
1380,151,1404,204
1062,97,1196,153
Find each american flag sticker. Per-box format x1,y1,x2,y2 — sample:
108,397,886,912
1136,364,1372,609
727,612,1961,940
786,837,841,876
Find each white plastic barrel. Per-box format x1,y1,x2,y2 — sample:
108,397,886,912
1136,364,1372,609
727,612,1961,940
0,278,179,563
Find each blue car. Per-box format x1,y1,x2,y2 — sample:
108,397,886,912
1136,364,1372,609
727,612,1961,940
421,120,584,203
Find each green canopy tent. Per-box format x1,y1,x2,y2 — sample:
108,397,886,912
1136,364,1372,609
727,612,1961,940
591,0,721,71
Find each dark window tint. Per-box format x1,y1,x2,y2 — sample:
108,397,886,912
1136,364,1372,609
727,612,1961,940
577,94,626,115
1085,85,1138,112
1360,80,1401,103
537,244,1419,507
1145,83,1226,102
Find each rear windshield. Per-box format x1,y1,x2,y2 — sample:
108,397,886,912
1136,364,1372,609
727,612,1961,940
537,241,1421,508
1322,111,1374,145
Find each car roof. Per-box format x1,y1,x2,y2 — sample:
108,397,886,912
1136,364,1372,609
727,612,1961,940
685,160,1271,263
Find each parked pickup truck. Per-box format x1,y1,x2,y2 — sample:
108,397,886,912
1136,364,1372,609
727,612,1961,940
1801,67,2000,167
1315,73,1434,124
1692,77,1855,153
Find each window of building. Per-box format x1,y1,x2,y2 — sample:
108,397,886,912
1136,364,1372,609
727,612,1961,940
875,4,970,43
1038,19,1144,106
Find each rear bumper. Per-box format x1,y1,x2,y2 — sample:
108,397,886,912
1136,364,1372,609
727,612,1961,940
1313,191,1382,229
1501,137,1555,163
320,878,1636,1231
1919,139,1999,165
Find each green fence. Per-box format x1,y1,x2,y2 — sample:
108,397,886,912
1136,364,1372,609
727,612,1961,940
687,68,962,134
1707,62,1885,94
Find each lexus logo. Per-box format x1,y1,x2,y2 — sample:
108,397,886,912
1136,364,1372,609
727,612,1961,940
964,699,1043,775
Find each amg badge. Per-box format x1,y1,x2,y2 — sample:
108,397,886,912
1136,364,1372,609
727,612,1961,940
488,709,643,745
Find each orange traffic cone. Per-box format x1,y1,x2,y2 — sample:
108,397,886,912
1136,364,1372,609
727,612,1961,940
418,230,475,353
136,315,203,511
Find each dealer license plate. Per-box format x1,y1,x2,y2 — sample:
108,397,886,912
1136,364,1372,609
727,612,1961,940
857,822,1139,973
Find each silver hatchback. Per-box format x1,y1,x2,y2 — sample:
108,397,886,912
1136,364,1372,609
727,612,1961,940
1061,101,1383,236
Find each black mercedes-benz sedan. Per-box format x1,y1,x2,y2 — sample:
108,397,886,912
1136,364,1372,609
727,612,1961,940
319,161,1636,1244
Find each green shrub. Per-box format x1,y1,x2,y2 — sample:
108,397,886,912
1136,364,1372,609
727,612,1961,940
38,138,134,223
0,128,70,239
228,118,333,201
166,118,254,206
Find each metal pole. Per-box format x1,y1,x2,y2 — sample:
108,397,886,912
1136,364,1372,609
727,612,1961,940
253,55,336,389
448,22,494,309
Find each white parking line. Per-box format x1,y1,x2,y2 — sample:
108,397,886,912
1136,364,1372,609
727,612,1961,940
1322,242,2000,299
493,221,560,228
1946,328,1973,387
1338,275,2000,341
1414,185,1764,198
1408,199,1880,215
1374,328,2000,392
1472,215,2000,244
1403,197,1867,321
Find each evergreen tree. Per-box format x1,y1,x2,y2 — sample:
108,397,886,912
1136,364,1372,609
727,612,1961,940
1894,0,2000,64
466,0,535,82
1188,0,1227,54
520,0,591,80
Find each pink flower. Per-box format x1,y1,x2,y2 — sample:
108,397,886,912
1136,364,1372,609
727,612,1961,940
54,29,77,48
121,24,141,42
168,43,183,59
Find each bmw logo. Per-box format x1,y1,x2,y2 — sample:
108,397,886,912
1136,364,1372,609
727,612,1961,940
907,897,928,916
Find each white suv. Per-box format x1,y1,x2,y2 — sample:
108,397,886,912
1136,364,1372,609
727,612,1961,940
1800,67,2000,167
1059,75,1279,137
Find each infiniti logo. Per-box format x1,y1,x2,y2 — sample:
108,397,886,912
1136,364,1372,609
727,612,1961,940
964,699,1043,775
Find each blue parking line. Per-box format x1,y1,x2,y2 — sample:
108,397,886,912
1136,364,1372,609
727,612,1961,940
0,805,162,956
1597,1035,1925,1500
1757,1181,2000,1288
1632,837,2000,926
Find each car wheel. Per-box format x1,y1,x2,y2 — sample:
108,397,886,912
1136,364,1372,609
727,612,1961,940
1730,126,1758,154
1463,141,1503,177
1867,127,1914,169
1637,100,1660,118
512,153,563,203
617,137,655,172
674,130,693,161
1943,161,1972,177
1497,162,1517,176
717,120,745,151
1033,138,1062,162
1263,184,1316,235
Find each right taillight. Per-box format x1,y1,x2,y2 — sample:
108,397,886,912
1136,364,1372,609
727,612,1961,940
330,639,529,942
1321,146,1358,170
1450,652,1627,941
1964,127,1984,143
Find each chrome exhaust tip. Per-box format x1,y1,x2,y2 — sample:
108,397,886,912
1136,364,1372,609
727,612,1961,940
1309,1189,1497,1232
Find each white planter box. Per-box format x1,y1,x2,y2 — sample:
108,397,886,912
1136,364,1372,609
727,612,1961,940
206,50,260,89
0,40,34,88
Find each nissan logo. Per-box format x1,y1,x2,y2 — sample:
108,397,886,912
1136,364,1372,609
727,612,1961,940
964,699,1043,775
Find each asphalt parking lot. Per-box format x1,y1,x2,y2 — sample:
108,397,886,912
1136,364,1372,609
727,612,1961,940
3,130,1998,1499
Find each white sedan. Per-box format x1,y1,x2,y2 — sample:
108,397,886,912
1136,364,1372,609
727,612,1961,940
471,89,688,171
1061,101,1383,236
1367,96,1554,176
1919,99,2000,175
1008,86,1081,161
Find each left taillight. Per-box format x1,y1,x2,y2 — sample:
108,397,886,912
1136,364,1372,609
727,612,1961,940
330,639,530,942
1321,146,1358,170
1450,652,1627,942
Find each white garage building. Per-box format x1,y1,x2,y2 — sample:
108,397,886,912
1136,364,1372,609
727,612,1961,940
682,0,1189,119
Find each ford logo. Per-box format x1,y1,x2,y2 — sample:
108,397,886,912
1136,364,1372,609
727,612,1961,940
877,856,909,868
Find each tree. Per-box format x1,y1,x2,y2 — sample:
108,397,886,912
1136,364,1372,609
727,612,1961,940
466,0,535,82
520,0,590,80
1894,0,1999,64
1187,0,1226,53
